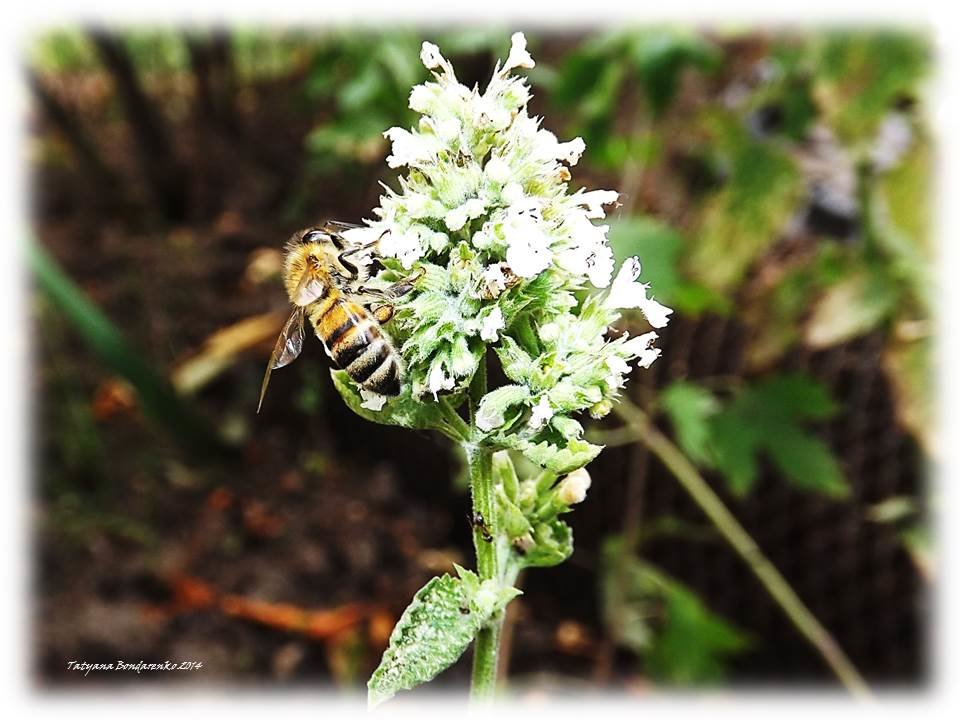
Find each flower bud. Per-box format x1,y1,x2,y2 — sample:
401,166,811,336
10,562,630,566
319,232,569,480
557,468,592,505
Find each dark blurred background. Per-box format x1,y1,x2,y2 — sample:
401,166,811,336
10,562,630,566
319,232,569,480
28,27,931,693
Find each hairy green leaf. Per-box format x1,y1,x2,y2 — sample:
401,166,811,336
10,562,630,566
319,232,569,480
502,436,603,475
368,573,519,706
331,370,460,437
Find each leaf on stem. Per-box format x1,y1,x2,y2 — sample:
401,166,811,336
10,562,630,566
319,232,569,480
367,572,520,707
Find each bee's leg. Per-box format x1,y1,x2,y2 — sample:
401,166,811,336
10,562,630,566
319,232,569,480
359,267,424,301
337,232,387,277
371,304,395,324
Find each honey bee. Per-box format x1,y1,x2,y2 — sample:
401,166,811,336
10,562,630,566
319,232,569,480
258,221,422,412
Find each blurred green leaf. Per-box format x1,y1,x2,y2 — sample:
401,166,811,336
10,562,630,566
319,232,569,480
600,537,749,684
661,375,845,498
629,30,720,115
813,31,929,144
762,424,847,497
660,381,720,465
688,113,804,291
643,565,750,684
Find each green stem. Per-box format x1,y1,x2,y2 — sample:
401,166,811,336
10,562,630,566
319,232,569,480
613,400,872,698
466,443,500,702
438,398,471,441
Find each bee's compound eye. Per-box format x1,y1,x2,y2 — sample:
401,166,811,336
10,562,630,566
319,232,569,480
301,229,326,244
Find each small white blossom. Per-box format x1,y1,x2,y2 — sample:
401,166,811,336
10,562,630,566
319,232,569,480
472,228,494,249
482,263,510,297
605,257,673,328
529,395,554,428
576,189,620,219
420,42,444,70
480,306,505,343
557,468,592,505
557,213,615,288
502,182,526,205
383,127,441,168
445,198,487,232
379,226,426,268
484,156,512,184
605,354,631,388
503,32,535,72
476,406,503,432
533,130,586,166
505,214,553,278
359,389,387,412
408,84,436,113
427,362,455,399
623,331,661,368
538,322,560,342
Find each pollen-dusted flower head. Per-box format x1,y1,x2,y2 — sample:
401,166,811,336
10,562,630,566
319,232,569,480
338,33,672,472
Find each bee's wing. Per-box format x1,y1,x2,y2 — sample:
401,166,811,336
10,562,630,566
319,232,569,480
257,307,306,413
292,267,328,306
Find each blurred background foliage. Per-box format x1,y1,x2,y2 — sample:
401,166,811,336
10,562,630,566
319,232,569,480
29,25,930,691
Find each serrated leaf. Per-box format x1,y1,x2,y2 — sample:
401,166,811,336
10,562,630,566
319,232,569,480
641,566,750,685
503,436,603,474
331,370,457,436
368,575,477,707
693,374,845,498
600,537,748,682
661,382,719,465
763,425,848,498
367,573,520,706
706,409,761,495
743,373,839,421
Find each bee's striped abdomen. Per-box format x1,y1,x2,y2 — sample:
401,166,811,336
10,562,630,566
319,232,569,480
311,297,401,396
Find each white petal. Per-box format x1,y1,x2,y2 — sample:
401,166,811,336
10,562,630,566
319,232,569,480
427,362,455,399
420,42,445,70
622,331,662,369
577,189,620,219
359,389,387,412
480,306,505,342
482,263,509,296
605,257,673,327
503,32,535,71
638,295,673,329
529,395,554,429
484,156,512,184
